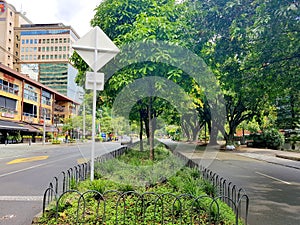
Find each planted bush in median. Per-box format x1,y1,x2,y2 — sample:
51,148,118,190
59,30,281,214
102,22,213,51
37,143,245,224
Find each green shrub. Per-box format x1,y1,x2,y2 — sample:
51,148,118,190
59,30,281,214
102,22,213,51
262,128,285,150
52,139,61,144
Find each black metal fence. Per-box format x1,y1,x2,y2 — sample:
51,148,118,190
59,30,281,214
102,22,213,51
41,145,249,225
43,146,127,211
172,149,249,224
41,190,243,225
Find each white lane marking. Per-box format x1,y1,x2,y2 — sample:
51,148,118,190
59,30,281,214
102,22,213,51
0,154,77,178
0,214,16,221
0,154,23,160
255,171,291,185
0,196,43,201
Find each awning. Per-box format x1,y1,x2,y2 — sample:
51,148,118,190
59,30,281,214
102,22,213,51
18,123,41,133
0,120,28,131
31,124,57,132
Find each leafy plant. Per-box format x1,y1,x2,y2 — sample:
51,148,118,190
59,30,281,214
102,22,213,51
262,128,285,150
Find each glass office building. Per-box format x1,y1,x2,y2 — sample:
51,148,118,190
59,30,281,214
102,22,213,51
14,23,84,103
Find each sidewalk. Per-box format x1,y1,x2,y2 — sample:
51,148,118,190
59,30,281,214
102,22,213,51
235,146,300,170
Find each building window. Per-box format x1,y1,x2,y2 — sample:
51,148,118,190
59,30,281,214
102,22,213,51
0,79,19,95
0,96,17,113
23,102,37,118
24,86,38,102
42,90,51,106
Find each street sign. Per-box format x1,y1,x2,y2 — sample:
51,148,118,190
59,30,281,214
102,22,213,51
72,26,120,181
85,72,104,90
72,26,120,72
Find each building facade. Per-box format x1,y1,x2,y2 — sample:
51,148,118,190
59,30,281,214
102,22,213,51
14,23,84,103
0,1,84,103
0,0,31,69
0,63,79,143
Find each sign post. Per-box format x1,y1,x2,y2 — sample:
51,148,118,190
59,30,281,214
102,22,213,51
72,27,119,181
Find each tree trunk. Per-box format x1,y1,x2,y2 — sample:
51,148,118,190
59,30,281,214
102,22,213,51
149,97,154,161
209,120,218,145
139,109,144,151
144,114,150,145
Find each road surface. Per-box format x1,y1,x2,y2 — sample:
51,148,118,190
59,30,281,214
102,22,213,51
0,142,121,225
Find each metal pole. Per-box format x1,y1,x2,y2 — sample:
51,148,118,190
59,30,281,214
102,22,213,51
91,31,98,181
83,101,86,140
43,109,46,145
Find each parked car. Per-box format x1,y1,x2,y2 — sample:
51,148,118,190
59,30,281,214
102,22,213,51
120,135,132,145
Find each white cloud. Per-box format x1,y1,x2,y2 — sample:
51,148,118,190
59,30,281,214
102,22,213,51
8,0,100,36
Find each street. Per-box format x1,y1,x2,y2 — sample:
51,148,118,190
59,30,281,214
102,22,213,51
1,141,300,225
0,142,122,225
164,140,300,225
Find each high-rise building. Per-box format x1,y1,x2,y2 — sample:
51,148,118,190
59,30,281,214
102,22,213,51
0,1,84,103
14,23,84,103
0,0,31,69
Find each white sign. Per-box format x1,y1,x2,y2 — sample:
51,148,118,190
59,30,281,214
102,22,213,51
72,27,120,72
85,72,104,90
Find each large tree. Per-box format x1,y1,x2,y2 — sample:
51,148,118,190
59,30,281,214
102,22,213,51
72,0,205,159
186,0,299,143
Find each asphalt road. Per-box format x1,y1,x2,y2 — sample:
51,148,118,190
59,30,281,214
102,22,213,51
0,141,122,225
162,140,300,225
1,140,300,225
206,155,300,225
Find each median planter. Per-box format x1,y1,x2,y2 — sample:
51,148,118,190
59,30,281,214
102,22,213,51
22,135,32,143
35,136,43,142
51,139,61,144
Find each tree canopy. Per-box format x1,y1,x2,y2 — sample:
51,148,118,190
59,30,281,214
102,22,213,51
71,0,300,148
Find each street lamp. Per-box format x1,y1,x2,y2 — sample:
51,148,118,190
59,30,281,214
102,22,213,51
72,27,120,181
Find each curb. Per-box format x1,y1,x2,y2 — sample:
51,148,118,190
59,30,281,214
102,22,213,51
276,154,300,161
31,211,43,224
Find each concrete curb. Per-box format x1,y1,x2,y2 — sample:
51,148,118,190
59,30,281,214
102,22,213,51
276,154,300,161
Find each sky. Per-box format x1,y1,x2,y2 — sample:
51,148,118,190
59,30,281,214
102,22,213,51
8,0,101,36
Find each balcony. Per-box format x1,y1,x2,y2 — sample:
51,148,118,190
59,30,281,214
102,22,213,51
0,107,17,119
